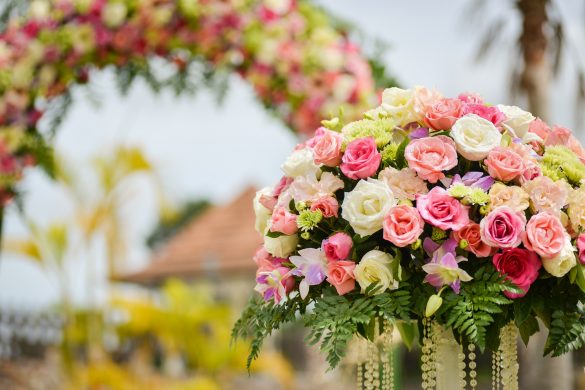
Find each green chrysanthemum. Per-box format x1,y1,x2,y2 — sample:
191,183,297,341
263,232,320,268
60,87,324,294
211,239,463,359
541,145,585,185
297,209,323,232
381,142,400,166
431,227,447,241
467,187,490,206
341,117,396,149
447,183,469,199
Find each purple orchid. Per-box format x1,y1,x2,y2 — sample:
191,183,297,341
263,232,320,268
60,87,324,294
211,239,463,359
408,127,430,140
290,248,328,299
421,238,472,294
441,171,494,192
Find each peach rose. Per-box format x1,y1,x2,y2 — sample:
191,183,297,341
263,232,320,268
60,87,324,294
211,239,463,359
310,196,339,218
383,204,424,247
413,86,443,116
378,167,428,201
522,176,569,215
522,212,565,258
488,182,529,212
424,98,463,130
484,147,525,182
309,127,343,167
453,222,494,258
327,260,356,295
404,136,458,183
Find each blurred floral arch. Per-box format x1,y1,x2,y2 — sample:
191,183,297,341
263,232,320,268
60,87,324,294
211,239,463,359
0,0,395,206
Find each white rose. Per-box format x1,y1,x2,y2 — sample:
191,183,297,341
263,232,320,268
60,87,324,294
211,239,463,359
341,179,397,237
264,233,298,258
380,87,420,125
354,250,399,294
542,235,577,278
253,187,273,234
451,114,502,161
281,148,320,178
497,105,535,139
102,2,128,28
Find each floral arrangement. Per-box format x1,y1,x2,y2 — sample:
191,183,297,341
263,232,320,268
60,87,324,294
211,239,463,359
0,0,390,205
233,86,585,389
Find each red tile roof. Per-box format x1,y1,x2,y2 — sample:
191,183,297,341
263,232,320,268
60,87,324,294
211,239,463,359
118,187,261,285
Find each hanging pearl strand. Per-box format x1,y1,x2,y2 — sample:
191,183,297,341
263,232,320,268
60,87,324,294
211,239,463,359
499,323,519,390
457,340,467,389
380,320,394,390
468,343,477,390
421,318,435,389
492,350,501,390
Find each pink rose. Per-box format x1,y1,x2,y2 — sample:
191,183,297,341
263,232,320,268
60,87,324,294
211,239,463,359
416,187,470,231
458,92,484,104
492,248,541,299
383,204,424,247
273,176,293,197
522,212,565,258
253,247,287,271
480,206,526,248
259,194,277,211
340,137,381,179
270,207,298,235
453,222,494,258
405,136,458,183
327,260,356,295
309,127,343,167
322,232,353,262
461,104,505,126
547,127,585,163
519,159,542,185
528,118,551,141
484,147,525,182
577,234,585,265
310,196,339,218
424,98,463,130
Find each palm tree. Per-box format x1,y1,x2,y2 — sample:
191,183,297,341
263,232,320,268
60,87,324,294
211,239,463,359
5,145,165,369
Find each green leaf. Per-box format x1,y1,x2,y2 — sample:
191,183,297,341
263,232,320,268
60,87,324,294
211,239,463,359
518,316,539,346
574,264,585,294
394,136,410,169
514,298,532,326
395,321,417,350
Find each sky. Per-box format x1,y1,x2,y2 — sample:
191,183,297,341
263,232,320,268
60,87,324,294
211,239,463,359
1,0,584,307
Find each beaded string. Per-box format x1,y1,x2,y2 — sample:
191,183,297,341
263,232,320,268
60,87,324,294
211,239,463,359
380,320,394,390
421,318,434,389
457,341,467,389
499,323,519,390
468,343,477,390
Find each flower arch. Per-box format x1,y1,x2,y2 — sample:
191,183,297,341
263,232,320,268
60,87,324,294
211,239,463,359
0,0,395,205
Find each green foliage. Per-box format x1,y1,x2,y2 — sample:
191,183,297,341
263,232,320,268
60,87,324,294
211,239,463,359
441,267,519,350
232,295,303,371
305,287,411,369
305,291,376,369
545,303,585,357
